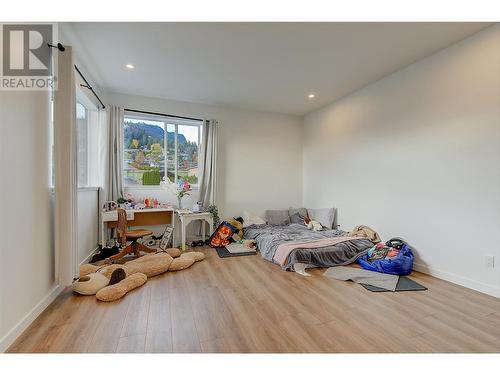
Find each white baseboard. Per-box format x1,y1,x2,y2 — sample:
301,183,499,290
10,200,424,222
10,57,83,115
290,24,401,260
413,262,500,298
80,246,100,266
0,284,64,352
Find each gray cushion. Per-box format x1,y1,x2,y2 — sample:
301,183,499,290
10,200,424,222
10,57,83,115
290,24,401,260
265,210,291,226
289,207,308,219
290,212,306,225
307,207,336,229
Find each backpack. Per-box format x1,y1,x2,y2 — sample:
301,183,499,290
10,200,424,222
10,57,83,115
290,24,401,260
357,239,414,275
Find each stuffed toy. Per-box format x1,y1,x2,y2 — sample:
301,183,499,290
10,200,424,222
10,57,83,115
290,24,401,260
73,248,204,302
304,217,322,231
208,217,247,248
228,217,244,241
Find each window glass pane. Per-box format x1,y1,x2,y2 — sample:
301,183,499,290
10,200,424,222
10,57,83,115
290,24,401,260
123,118,165,186
166,123,176,183
76,102,88,187
177,124,199,185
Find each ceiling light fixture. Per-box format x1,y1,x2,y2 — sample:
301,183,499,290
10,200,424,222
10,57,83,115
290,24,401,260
308,94,315,99
125,63,135,70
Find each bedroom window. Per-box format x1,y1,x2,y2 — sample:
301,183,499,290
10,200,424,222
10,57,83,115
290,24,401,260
76,102,89,187
76,89,100,188
123,112,203,187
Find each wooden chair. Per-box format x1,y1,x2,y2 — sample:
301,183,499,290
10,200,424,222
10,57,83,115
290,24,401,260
107,208,156,262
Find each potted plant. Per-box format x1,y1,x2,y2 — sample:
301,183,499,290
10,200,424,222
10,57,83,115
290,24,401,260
206,205,220,230
117,197,127,208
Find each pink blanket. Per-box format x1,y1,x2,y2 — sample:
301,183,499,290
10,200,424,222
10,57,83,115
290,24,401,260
273,237,360,267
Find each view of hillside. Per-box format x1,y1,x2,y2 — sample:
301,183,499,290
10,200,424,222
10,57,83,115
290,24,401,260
123,120,199,186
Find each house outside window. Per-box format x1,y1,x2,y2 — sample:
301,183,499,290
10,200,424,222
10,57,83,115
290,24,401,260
123,112,203,187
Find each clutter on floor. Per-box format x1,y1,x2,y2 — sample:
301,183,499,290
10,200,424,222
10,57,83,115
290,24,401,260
293,262,314,276
208,216,245,248
216,245,257,258
90,246,120,263
360,276,427,292
158,225,174,250
348,225,382,243
73,248,204,302
324,266,400,291
324,265,426,292
209,221,237,247
226,242,256,253
357,238,414,275
191,239,206,247
207,214,258,257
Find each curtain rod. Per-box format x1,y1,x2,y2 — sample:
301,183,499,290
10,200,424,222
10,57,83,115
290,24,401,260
74,65,106,109
124,108,204,122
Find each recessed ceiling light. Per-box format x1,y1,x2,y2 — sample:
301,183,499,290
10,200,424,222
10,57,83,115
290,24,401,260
308,94,315,99
125,64,135,70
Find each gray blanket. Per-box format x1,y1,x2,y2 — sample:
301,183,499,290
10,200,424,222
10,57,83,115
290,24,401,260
324,266,400,291
244,224,373,270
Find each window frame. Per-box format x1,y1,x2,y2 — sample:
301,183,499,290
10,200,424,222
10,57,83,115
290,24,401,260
123,111,203,189
76,89,98,188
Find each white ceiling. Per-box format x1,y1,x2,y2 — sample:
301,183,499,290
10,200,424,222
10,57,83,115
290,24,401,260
62,22,490,115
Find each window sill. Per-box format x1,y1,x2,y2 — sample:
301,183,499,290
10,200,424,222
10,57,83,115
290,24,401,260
78,186,100,192
124,186,199,191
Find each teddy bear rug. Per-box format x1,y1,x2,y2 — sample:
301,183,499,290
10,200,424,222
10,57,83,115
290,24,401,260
73,248,205,302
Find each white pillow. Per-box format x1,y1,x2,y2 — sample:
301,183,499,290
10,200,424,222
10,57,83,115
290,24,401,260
307,208,336,229
243,211,266,227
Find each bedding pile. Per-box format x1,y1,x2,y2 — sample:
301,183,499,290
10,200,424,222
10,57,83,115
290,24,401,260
244,223,374,270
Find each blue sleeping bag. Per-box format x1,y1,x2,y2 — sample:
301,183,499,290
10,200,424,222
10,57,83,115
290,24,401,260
358,243,414,275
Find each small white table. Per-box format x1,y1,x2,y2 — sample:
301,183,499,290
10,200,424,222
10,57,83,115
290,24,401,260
176,211,214,251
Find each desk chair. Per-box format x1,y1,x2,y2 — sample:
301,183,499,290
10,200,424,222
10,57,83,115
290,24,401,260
107,208,156,262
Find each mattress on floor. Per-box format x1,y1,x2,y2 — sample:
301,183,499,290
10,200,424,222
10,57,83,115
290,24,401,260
244,223,373,270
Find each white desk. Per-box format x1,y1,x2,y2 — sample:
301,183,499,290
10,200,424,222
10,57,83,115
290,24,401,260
176,211,213,251
101,208,175,246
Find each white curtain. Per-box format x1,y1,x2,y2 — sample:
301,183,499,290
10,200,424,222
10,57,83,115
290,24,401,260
106,106,124,201
199,119,218,208
54,46,78,285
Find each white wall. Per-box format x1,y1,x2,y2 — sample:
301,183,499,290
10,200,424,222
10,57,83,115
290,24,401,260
104,92,304,221
303,25,500,297
0,90,58,351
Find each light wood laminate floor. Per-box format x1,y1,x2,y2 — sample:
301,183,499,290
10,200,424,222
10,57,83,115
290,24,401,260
7,247,500,353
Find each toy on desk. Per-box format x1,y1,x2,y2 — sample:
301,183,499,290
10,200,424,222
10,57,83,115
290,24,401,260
117,197,127,208
124,192,136,202
192,201,202,213
103,201,117,212
142,197,161,209
104,193,172,211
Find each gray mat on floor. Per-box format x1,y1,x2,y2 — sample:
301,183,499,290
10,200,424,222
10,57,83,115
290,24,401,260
324,266,399,291
215,247,257,258
361,276,427,292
